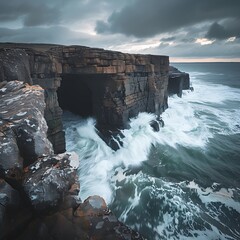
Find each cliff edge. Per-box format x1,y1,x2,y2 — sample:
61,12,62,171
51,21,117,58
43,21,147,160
0,43,170,153
0,43,190,239
0,81,144,240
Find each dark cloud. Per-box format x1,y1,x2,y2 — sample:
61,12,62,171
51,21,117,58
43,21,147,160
0,0,130,27
0,0,62,26
0,2,24,22
61,0,130,23
23,5,61,27
95,0,240,37
206,19,240,40
206,22,230,40
0,0,239,60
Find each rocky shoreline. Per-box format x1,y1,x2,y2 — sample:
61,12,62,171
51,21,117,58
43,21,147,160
0,43,189,239
0,81,144,240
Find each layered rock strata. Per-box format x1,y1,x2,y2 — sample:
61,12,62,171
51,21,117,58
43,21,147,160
0,81,144,240
0,47,64,153
60,46,169,130
0,43,169,152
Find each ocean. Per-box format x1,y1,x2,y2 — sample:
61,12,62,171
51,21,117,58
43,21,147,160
63,63,240,240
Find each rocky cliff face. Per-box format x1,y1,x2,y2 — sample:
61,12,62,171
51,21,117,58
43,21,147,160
60,46,169,130
0,81,77,238
0,81,53,172
0,43,169,152
0,46,65,154
168,66,190,97
0,43,190,239
0,81,144,240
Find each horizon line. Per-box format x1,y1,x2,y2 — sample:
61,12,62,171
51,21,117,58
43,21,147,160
170,57,240,63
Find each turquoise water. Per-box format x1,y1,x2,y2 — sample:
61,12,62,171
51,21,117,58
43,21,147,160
64,63,240,239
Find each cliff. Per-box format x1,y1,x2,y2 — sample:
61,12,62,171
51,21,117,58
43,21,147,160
0,43,169,152
0,81,144,240
168,66,190,97
0,81,76,238
0,46,64,154
0,43,190,239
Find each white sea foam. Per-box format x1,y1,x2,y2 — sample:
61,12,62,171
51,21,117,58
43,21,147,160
159,95,212,148
187,181,240,214
115,173,240,239
64,112,160,202
64,76,240,202
63,72,240,239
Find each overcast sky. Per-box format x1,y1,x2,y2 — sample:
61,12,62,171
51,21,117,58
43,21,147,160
0,0,240,62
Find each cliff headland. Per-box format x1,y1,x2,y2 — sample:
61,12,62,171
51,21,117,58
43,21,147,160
0,43,189,239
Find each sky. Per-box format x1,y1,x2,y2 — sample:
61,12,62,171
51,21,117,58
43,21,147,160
0,0,240,62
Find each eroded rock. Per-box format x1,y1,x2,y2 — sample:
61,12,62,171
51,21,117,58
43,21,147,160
23,153,80,212
0,78,144,239
16,196,145,240
0,48,32,84
0,81,53,180
0,178,25,240
0,43,170,152
168,66,190,97
0,81,81,238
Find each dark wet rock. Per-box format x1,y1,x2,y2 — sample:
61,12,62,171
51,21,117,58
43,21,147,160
0,48,32,84
0,81,53,180
15,196,145,240
0,79,143,239
97,128,125,151
0,46,64,154
0,81,80,239
0,178,32,240
150,116,165,132
168,66,190,97
0,179,20,226
0,43,171,152
23,152,80,212
0,152,80,240
150,120,160,132
0,127,22,179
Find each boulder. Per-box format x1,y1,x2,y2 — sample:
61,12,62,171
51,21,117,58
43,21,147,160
0,78,144,239
0,46,65,154
15,196,145,240
0,81,53,180
23,153,80,212
0,179,32,240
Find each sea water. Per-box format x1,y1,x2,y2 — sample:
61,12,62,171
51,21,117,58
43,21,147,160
63,63,240,240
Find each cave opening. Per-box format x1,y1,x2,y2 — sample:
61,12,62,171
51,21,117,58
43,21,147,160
57,74,93,117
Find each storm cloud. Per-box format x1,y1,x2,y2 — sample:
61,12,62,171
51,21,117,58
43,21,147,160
0,0,62,26
96,0,240,38
0,0,239,61
0,0,130,27
206,19,240,40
